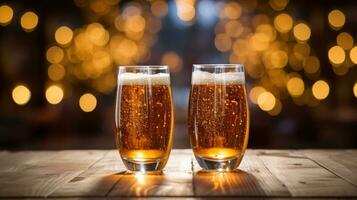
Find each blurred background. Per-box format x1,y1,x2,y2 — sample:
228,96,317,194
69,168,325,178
0,0,356,150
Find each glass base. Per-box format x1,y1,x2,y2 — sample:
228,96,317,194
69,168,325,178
122,157,165,172
195,154,244,171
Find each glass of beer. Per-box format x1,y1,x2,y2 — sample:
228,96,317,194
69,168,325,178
188,64,249,171
115,66,174,172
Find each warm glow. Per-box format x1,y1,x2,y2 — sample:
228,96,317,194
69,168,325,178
45,85,64,105
195,148,239,159
269,0,289,11
12,85,31,105
151,0,168,18
257,91,276,111
161,51,183,73
20,11,39,32
270,50,288,68
353,82,357,98
274,13,293,33
337,32,354,50
125,15,146,33
293,23,311,42
250,33,269,51
176,0,196,22
215,33,231,52
225,20,243,38
55,26,73,46
79,93,97,112
312,80,329,100
249,86,266,104
303,56,320,74
48,64,66,81
328,46,345,65
46,46,64,64
350,46,357,64
268,98,282,116
287,77,304,97
0,5,13,25
328,9,345,29
223,2,242,20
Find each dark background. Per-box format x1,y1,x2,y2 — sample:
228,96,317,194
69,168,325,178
0,0,356,150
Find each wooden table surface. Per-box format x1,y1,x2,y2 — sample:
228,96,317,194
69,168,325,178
0,149,356,199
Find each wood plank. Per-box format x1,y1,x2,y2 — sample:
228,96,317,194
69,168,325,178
257,150,357,197
108,149,194,197
50,150,125,197
193,150,290,197
0,150,106,197
302,150,357,187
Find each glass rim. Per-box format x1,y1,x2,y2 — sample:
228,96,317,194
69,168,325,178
118,65,168,70
193,64,244,69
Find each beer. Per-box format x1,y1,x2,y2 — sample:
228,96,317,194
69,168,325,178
115,69,174,172
188,68,249,170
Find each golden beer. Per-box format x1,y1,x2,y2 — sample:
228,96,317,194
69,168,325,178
188,65,249,170
115,66,174,172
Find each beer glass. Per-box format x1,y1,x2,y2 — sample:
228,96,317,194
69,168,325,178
115,66,174,172
188,64,249,171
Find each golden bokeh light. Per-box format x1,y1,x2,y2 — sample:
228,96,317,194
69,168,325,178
79,93,97,112
48,64,66,81
328,9,345,30
45,85,64,105
353,82,357,98
176,0,196,22
287,77,304,97
215,33,232,52
225,20,243,38
250,33,269,51
293,23,311,42
20,11,39,32
257,91,276,111
55,26,73,46
12,85,31,106
312,80,329,100
256,24,276,42
0,5,13,26
249,86,266,104
161,51,183,73
349,46,357,64
270,50,288,68
223,2,242,20
151,0,168,18
337,32,354,50
328,46,345,65
303,56,320,74
268,98,282,116
125,15,146,33
46,46,64,64
274,13,293,33
269,0,289,11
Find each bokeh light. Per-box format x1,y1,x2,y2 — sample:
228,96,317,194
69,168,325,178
176,0,196,22
249,86,266,104
79,93,97,112
293,23,311,42
287,77,304,97
312,80,330,100
223,2,242,20
12,85,31,105
328,9,345,30
215,33,231,52
269,0,289,11
45,85,64,105
55,26,73,46
350,46,357,64
274,13,293,33
257,91,276,111
151,0,168,18
303,56,320,74
0,5,14,26
353,82,357,98
337,32,354,50
161,51,183,73
48,64,66,81
268,98,282,116
20,11,39,32
46,46,64,64
328,46,345,65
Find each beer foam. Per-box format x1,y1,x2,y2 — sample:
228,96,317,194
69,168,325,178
191,71,245,85
118,73,170,85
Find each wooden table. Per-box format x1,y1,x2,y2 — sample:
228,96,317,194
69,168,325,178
0,149,356,199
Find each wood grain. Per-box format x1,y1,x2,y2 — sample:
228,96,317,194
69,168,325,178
257,150,357,197
302,150,357,187
0,150,105,197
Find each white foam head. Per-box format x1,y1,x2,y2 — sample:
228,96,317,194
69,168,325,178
191,71,245,85
118,73,170,85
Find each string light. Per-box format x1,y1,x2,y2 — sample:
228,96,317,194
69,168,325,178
353,82,357,98
328,9,345,30
55,26,73,46
257,91,276,111
328,46,345,65
0,5,13,26
337,32,353,50
45,85,64,105
20,11,39,32
12,85,31,105
79,93,97,112
312,80,329,100
287,77,304,97
350,46,357,64
274,13,293,33
293,23,311,42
